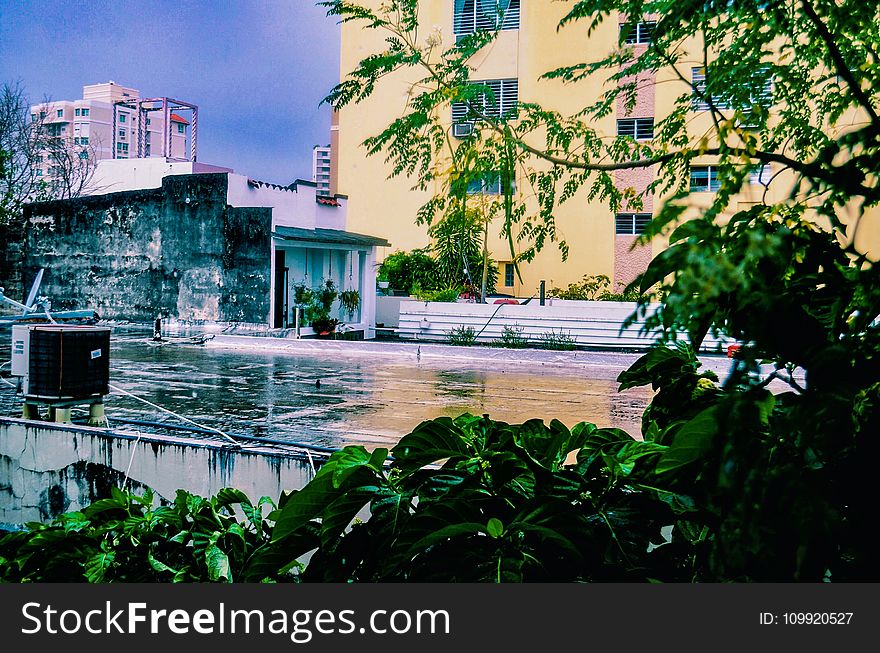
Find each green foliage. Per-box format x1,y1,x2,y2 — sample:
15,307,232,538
378,249,438,295
446,325,477,346
293,278,339,331
339,289,360,319
538,329,578,351
550,274,642,302
492,325,529,348
0,488,288,583
429,207,498,295
415,284,462,302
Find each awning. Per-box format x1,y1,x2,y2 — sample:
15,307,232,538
273,226,390,248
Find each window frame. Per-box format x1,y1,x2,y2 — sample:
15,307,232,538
504,263,515,287
454,0,520,38
620,21,656,45
617,117,654,140
615,213,653,235
452,78,519,123
689,165,721,192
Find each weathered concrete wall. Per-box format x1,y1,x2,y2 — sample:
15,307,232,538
0,417,316,525
18,173,271,323
0,222,25,314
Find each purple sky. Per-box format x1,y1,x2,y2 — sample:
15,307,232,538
0,0,341,185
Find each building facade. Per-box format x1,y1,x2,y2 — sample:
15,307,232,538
312,145,332,197
335,1,880,296
30,82,193,183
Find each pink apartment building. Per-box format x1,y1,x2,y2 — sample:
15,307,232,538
30,82,195,178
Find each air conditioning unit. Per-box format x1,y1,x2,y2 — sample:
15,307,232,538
10,325,111,401
452,122,475,138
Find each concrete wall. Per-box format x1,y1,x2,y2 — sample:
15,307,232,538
19,173,272,323
0,417,317,525
397,299,733,351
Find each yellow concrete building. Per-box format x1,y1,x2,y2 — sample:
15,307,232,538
334,1,879,297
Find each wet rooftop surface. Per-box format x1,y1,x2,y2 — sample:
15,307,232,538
1,333,666,450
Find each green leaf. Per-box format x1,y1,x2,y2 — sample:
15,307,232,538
205,544,231,582
655,406,720,475
487,518,504,538
392,417,472,471
84,550,115,583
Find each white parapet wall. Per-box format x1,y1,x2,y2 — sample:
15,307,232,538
0,417,318,525
397,300,734,351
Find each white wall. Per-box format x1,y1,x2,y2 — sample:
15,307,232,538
397,300,734,351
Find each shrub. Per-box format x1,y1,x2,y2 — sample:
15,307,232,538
415,284,462,302
446,325,477,346
492,325,529,348
539,329,577,350
549,274,642,302
378,249,438,295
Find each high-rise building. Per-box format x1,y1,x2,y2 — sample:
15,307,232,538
335,2,879,295
30,82,196,182
312,145,332,197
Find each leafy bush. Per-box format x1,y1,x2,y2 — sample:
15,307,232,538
550,274,641,302
492,325,529,348
378,249,438,295
538,329,577,350
446,325,477,346
414,284,462,302
0,487,289,583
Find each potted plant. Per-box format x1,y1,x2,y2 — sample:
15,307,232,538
310,313,340,337
377,270,390,290
339,289,360,320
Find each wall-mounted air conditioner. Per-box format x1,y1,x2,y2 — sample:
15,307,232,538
10,325,111,401
452,122,475,138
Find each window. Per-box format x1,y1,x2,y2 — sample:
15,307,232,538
118,113,127,123
46,123,64,137
177,123,185,134
615,213,652,235
73,137,79,145
34,168,42,176
56,109,63,118
617,118,654,140
79,151,89,160
692,67,731,111
81,108,89,116
80,136,89,145
504,263,515,287
690,166,720,192
40,111,46,118
749,164,771,186
116,142,129,152
119,129,126,138
452,78,519,123
466,171,514,195
620,21,655,45
146,118,151,126
454,0,520,38
31,113,36,121
75,108,81,117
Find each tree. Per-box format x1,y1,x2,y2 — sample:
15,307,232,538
0,81,98,226
317,0,879,579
